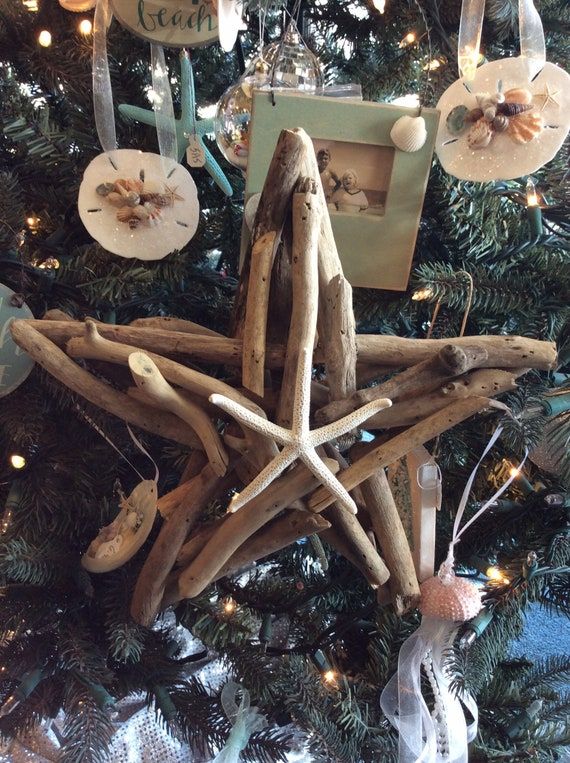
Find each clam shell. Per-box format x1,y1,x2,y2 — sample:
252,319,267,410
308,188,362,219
390,115,427,152
467,118,494,149
507,111,544,143
504,87,532,104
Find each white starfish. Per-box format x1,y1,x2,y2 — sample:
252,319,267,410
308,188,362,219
210,348,391,515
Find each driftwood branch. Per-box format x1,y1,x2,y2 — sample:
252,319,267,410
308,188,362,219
130,316,224,338
10,321,199,448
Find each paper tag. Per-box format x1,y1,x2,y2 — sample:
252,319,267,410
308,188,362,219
186,135,206,168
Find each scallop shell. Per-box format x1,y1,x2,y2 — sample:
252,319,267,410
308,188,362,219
390,115,427,152
116,207,134,223
467,118,494,149
507,111,544,143
504,87,533,104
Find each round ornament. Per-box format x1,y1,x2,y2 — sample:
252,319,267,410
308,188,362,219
420,571,482,622
262,21,323,92
110,0,218,48
436,57,570,181
78,149,199,260
0,284,34,398
58,0,96,10
82,479,158,573
214,62,273,171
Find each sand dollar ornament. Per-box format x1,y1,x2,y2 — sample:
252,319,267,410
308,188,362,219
436,0,570,181
110,0,219,48
0,284,34,398
78,150,199,259
82,479,158,573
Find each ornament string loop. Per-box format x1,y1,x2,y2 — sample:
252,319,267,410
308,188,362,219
150,44,178,166
458,0,545,82
93,0,116,153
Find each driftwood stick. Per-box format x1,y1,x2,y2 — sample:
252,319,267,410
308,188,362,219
356,334,556,370
360,470,420,615
178,450,209,486
130,464,223,626
319,527,381,586
70,322,279,471
308,396,492,512
163,510,331,609
30,320,556,372
316,343,488,426
157,475,206,520
276,177,320,428
29,319,286,368
318,274,357,406
232,128,309,339
176,518,224,568
238,131,309,394
176,459,339,600
366,368,521,429
130,316,225,338
128,351,229,476
10,321,200,448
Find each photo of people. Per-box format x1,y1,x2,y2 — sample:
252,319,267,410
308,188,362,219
312,138,395,217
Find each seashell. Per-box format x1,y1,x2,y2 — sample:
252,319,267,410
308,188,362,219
475,91,491,109
420,573,481,622
390,115,427,152
467,118,494,149
124,178,144,194
96,182,115,197
504,87,532,104
125,191,140,208
128,217,141,230
507,111,544,143
497,101,533,117
446,105,469,135
107,191,126,207
132,204,150,220
141,192,171,207
116,207,134,223
484,105,497,121
466,107,484,123
492,114,509,132
143,202,163,226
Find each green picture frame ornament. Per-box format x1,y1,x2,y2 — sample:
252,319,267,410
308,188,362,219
246,91,440,291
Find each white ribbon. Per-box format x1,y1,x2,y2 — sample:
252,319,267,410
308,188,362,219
458,0,545,81
92,0,177,165
93,0,116,153
212,682,267,763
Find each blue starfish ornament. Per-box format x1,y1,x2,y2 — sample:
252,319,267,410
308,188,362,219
119,51,233,197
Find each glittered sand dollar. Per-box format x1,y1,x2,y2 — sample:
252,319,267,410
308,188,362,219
78,150,199,260
436,57,570,181
0,283,34,397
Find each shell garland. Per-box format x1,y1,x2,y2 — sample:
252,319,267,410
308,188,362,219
96,178,184,229
446,83,544,150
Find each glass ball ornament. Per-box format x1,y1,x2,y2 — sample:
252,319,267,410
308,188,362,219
214,59,274,171
262,20,323,92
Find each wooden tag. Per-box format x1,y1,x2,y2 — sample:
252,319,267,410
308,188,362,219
186,134,206,167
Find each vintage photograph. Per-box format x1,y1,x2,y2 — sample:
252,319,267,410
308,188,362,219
313,138,395,216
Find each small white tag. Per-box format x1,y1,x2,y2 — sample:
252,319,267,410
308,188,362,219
186,135,206,168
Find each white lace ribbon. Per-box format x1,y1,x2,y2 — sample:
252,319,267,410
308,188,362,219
458,0,545,81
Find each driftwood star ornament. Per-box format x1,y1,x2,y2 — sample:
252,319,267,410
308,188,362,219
210,349,392,515
119,51,233,197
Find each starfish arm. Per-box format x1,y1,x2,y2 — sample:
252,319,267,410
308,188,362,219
310,397,392,447
228,447,297,512
291,347,314,438
119,104,157,129
202,141,234,197
209,394,291,445
300,448,358,515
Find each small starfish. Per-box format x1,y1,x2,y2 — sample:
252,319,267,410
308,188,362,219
119,51,233,197
210,349,391,515
534,82,560,112
163,184,184,204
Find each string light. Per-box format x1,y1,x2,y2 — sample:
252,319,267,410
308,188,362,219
33,256,60,270
322,669,338,687
222,596,237,614
412,287,433,301
525,177,543,237
78,18,92,35
26,214,40,230
486,566,509,584
9,454,26,470
22,0,39,10
423,59,442,71
38,30,52,47
509,464,534,496
399,31,417,48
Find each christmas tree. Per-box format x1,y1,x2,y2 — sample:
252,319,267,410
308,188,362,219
1,0,569,761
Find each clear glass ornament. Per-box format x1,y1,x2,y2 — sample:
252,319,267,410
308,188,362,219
262,20,323,92
214,60,274,171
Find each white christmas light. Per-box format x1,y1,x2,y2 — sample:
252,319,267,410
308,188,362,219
10,454,26,470
38,30,52,47
78,18,92,35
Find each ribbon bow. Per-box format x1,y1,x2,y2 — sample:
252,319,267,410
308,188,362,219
212,682,267,763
